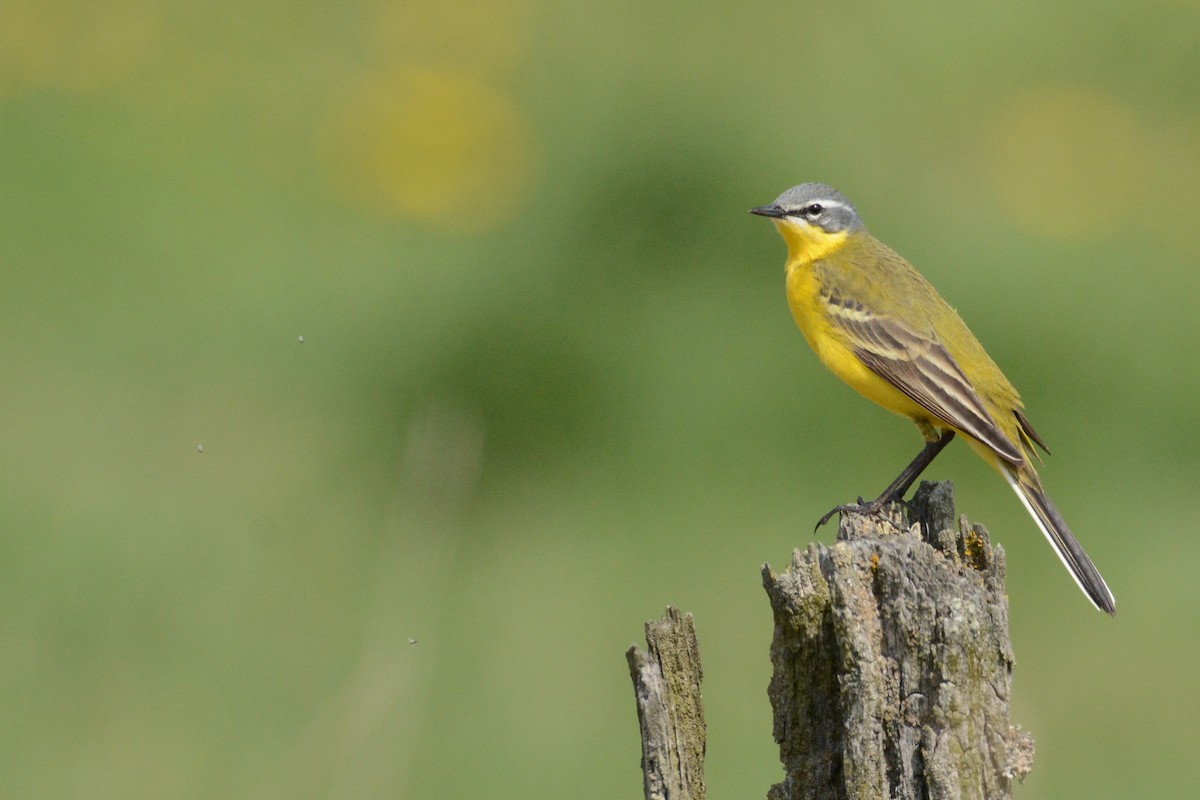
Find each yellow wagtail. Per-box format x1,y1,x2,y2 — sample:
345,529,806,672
751,183,1115,614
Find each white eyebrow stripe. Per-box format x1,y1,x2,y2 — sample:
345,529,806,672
791,199,851,213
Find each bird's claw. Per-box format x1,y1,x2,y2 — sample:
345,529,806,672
813,497,904,533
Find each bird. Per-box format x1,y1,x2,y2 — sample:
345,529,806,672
750,182,1115,614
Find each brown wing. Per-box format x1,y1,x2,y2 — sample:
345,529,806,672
824,293,1025,467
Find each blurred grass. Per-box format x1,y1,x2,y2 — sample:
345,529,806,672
1,0,1199,797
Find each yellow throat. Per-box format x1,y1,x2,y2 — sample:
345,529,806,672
772,218,849,265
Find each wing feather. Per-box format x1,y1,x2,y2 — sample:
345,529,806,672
824,292,1025,466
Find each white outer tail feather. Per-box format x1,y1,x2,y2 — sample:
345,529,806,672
1001,465,1115,613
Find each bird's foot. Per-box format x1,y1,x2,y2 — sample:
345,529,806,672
814,495,905,533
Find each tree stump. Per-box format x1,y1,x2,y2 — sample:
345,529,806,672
626,606,706,800
761,480,1034,800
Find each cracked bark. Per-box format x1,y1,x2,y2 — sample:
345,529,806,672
762,480,1034,800
627,606,706,800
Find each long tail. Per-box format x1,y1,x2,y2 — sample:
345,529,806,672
1001,465,1116,615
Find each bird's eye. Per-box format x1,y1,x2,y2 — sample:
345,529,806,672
803,203,824,218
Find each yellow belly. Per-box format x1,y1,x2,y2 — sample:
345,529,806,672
785,259,933,427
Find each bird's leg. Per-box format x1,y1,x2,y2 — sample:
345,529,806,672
815,430,956,530
869,429,957,506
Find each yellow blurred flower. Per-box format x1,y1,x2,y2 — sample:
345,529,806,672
326,67,537,232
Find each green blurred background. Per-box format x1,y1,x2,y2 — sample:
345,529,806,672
2,1,1198,797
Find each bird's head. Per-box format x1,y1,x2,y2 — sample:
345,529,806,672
750,183,864,261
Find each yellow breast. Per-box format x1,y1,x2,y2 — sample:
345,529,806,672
779,224,933,425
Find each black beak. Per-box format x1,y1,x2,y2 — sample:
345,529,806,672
749,204,787,219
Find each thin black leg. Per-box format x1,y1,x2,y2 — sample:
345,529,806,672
815,430,956,530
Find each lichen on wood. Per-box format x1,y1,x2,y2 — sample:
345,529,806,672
626,606,706,800
762,480,1034,800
